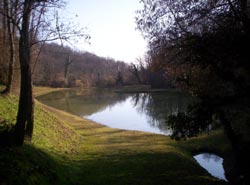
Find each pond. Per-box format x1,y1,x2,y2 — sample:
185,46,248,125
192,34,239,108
194,153,227,181
37,89,194,135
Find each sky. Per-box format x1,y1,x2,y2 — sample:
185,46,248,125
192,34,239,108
63,0,148,63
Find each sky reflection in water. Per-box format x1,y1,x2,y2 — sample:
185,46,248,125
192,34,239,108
85,96,171,135
37,90,193,135
194,153,227,181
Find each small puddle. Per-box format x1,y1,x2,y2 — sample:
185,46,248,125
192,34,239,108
194,153,227,181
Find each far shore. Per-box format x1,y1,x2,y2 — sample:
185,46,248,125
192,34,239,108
113,85,180,93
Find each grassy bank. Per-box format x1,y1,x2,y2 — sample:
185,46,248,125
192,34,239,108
0,87,230,185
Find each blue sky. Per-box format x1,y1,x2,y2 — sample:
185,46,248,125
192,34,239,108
63,0,147,63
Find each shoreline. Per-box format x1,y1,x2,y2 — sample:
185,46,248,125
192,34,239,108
114,88,180,93
0,86,230,185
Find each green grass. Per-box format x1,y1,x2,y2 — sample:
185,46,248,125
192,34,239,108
0,87,231,185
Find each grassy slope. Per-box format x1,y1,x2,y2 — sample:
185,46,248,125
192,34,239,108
0,87,230,185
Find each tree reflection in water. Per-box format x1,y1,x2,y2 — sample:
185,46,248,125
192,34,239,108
132,93,250,184
166,102,221,140
165,99,250,185
130,92,194,135
37,89,130,116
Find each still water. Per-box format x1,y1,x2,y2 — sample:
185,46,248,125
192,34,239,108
37,89,194,135
38,89,227,180
194,153,227,181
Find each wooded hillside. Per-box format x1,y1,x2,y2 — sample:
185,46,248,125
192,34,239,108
33,43,132,88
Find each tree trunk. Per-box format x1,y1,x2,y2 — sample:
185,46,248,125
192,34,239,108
0,0,8,85
2,0,15,94
130,64,142,84
64,55,72,87
219,110,249,184
14,0,34,145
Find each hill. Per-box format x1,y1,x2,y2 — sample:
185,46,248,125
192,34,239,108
33,43,132,88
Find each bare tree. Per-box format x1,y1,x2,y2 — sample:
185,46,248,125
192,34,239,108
14,0,34,145
12,0,89,145
64,54,73,87
0,0,8,85
1,0,18,94
129,62,142,84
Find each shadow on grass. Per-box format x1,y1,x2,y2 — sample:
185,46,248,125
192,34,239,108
0,143,227,185
72,152,226,185
0,144,71,185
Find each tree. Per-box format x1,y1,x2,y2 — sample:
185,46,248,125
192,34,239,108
0,1,8,86
129,62,142,84
64,54,73,87
137,0,250,42
14,0,35,145
137,0,250,184
12,0,89,145
136,0,250,96
1,0,18,94
116,70,123,87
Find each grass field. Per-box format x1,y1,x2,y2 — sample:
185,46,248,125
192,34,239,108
0,87,230,185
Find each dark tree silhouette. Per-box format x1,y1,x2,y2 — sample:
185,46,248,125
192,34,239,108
14,0,34,145
1,0,17,94
137,0,250,184
13,0,89,145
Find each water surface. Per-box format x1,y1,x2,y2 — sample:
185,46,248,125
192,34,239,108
37,89,194,135
194,153,227,181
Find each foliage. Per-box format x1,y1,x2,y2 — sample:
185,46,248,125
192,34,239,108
136,0,250,97
136,1,250,184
